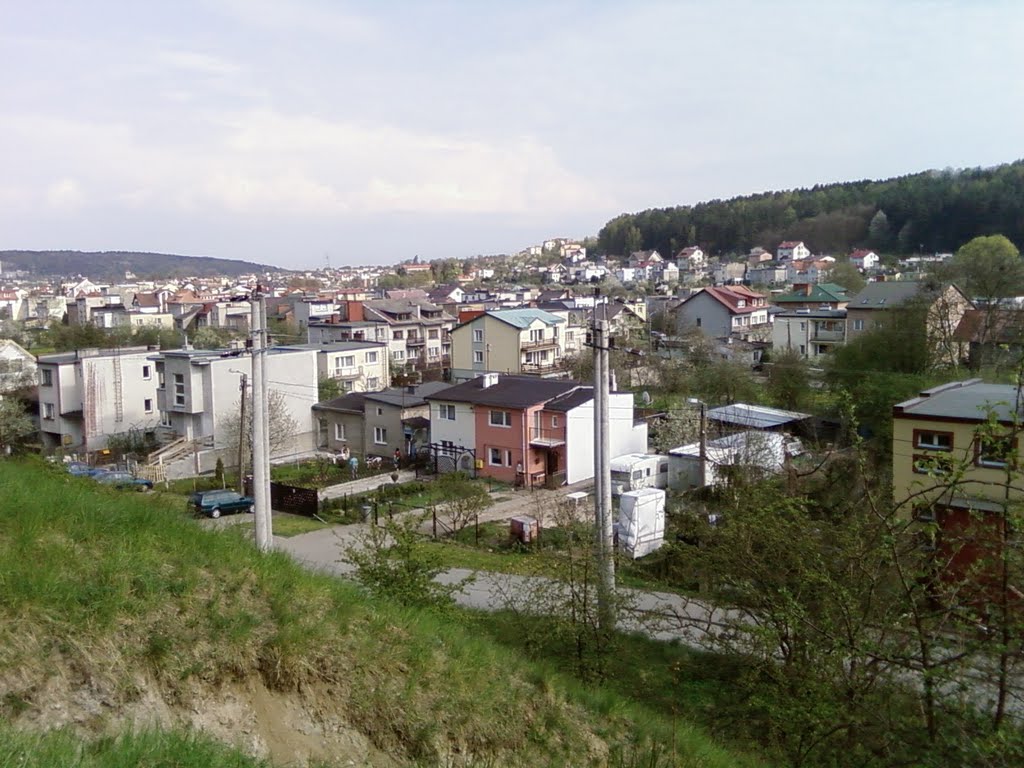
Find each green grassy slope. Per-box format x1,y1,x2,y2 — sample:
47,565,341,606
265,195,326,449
0,460,758,768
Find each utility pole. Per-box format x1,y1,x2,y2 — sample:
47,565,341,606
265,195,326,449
236,373,248,493
591,295,616,633
251,290,271,552
260,293,272,543
688,397,707,488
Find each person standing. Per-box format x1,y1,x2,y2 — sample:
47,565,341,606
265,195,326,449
349,455,359,480
393,448,401,470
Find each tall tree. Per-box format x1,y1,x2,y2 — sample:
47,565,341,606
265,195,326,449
950,234,1024,303
828,261,866,293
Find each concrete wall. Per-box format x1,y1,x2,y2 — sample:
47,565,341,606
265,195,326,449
564,392,648,484
429,399,476,450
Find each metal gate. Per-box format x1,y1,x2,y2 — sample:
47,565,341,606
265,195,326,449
425,443,476,477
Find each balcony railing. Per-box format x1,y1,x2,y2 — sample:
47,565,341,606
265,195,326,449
521,360,565,374
529,426,566,446
332,365,364,380
406,336,426,347
522,338,560,351
810,327,845,342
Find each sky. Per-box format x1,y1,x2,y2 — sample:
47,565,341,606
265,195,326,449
2,1,1023,270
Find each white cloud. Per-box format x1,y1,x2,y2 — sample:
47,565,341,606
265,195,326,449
0,110,614,218
46,178,84,209
156,50,242,77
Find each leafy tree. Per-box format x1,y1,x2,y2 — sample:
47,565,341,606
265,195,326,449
190,326,241,350
0,397,34,455
827,261,866,293
950,234,1024,303
318,376,344,403
766,349,809,411
346,512,471,610
867,208,892,250
433,472,490,535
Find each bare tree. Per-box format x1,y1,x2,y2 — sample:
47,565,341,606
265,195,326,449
221,389,299,463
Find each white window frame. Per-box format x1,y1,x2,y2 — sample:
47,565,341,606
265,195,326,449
853,319,865,331
365,351,378,363
144,398,153,414
366,377,379,390
43,403,55,420
439,404,456,421
489,410,512,427
473,350,484,363
334,423,346,441
41,368,53,387
173,373,186,407
142,364,152,380
376,407,384,416
374,426,387,445
473,328,484,342
551,415,558,428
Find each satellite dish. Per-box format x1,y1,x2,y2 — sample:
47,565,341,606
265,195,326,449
640,391,652,406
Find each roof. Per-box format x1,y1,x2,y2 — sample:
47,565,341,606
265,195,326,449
364,381,453,408
850,249,877,259
425,374,580,409
847,281,924,309
952,309,1024,344
610,453,664,471
893,379,1020,423
681,286,767,315
772,284,849,304
706,403,811,429
479,308,566,330
776,308,848,319
279,341,387,352
312,392,366,413
778,241,805,249
544,387,595,412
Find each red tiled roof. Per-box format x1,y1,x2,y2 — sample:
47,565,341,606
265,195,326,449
699,286,767,314
850,249,875,259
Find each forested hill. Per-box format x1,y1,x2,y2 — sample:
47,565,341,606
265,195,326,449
598,160,1024,258
0,250,275,279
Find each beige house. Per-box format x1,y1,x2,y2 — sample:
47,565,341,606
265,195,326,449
892,379,1022,585
449,309,566,382
846,282,972,367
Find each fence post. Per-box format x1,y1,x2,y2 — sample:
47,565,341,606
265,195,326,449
432,506,437,539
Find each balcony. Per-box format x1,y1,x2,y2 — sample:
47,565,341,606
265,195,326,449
406,336,426,347
529,427,565,448
521,360,565,375
522,337,560,351
810,326,845,343
332,365,364,380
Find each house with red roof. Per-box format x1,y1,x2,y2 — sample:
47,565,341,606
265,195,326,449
776,241,811,261
849,249,880,271
670,285,771,340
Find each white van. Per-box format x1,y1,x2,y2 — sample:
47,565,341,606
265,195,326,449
609,453,669,495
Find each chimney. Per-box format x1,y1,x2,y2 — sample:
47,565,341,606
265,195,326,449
347,301,364,321
481,372,499,388
406,385,416,395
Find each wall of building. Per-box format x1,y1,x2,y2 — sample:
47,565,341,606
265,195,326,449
564,393,648,484
475,404,529,484
674,292,729,337
428,399,476,450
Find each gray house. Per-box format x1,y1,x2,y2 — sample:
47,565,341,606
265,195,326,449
313,381,452,460
672,286,771,340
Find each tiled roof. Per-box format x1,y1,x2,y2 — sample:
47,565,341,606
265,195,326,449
686,286,767,315
484,308,565,330
425,374,580,409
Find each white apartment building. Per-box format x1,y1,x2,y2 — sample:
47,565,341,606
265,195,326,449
37,346,162,452
279,341,390,393
153,346,319,471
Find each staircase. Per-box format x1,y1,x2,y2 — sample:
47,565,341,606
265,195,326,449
112,353,124,424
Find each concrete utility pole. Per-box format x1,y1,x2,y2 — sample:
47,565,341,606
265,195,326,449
591,298,616,633
688,397,707,488
251,291,271,552
236,373,248,493
260,294,272,543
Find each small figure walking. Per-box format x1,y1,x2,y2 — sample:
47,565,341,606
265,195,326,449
348,455,359,480
393,448,401,470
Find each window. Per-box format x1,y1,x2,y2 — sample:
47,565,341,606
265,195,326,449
473,329,483,342
173,373,185,407
43,403,55,420
428,329,439,339
374,426,387,444
489,410,512,427
551,415,558,428
392,350,405,361
853,319,865,331
366,377,380,390
393,330,404,340
695,318,702,328
913,454,953,476
977,433,1016,469
473,350,484,364
489,447,503,466
376,407,384,416
41,369,53,387
334,423,346,441
144,398,153,413
799,322,806,332
439,404,456,420
365,351,378,363
529,328,543,342
142,364,152,380
339,355,355,368
428,346,439,358
914,430,953,451
160,412,172,427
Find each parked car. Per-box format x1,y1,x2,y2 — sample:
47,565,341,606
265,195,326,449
66,461,102,477
189,489,254,519
93,470,154,491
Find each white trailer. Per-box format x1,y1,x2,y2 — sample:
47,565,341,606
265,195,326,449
609,453,669,496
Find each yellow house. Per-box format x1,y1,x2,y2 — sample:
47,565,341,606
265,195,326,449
450,309,566,382
892,379,1023,511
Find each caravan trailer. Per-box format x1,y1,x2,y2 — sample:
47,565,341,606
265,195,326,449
609,453,669,496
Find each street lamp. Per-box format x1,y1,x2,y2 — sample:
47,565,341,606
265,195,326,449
687,397,707,488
